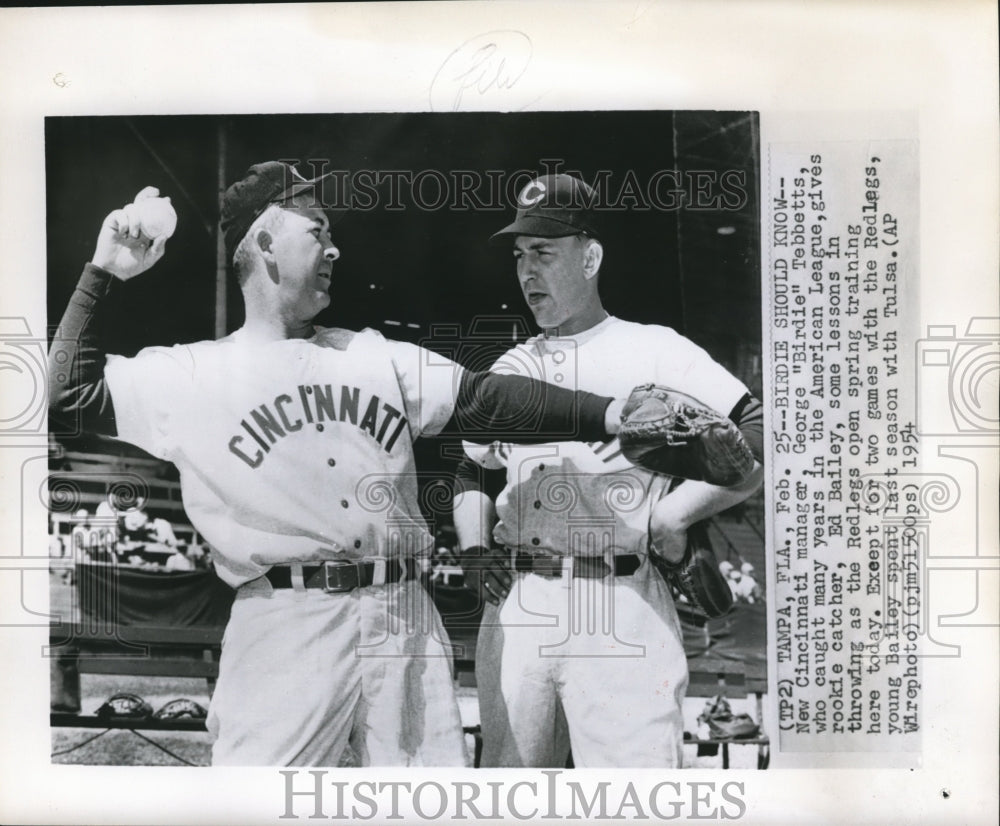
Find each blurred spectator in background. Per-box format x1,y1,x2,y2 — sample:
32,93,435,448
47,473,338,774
72,506,114,564
430,525,463,587
94,501,120,552
736,562,762,602
120,508,178,549
719,560,762,604
433,525,460,566
185,542,210,570
69,508,91,558
49,518,70,583
164,546,196,572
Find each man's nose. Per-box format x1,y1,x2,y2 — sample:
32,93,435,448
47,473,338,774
517,258,535,283
324,244,340,262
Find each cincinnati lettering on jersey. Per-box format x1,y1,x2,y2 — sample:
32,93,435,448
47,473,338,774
228,383,409,469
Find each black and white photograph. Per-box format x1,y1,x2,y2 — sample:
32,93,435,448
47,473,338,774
0,3,996,825
45,111,767,772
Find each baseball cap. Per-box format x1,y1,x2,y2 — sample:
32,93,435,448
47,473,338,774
490,173,600,244
220,161,336,263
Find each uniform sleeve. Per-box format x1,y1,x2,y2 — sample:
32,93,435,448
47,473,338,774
385,337,613,442
730,393,764,463
48,264,122,437
104,346,191,461
450,370,611,443
383,336,463,439
48,263,189,460
655,327,749,417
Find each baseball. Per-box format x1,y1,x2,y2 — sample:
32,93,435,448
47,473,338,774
135,196,177,239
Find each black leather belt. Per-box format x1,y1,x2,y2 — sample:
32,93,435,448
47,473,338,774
265,558,417,593
514,552,641,579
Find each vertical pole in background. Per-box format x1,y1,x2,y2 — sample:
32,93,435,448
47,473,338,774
214,121,228,338
746,112,763,398
670,111,687,335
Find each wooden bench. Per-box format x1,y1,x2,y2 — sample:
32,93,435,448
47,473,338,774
49,622,222,733
50,623,222,679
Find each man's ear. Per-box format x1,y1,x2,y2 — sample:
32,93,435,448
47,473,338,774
254,230,280,283
582,238,603,280
255,230,274,260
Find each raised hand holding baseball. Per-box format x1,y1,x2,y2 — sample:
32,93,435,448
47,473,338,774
92,186,175,280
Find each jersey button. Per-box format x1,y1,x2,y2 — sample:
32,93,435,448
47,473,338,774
340,499,349,508
531,537,540,546
354,539,362,549
327,458,336,467
316,424,325,432
538,463,545,471
533,500,542,509
306,386,313,393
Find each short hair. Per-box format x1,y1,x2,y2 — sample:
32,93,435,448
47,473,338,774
231,204,286,286
574,232,602,250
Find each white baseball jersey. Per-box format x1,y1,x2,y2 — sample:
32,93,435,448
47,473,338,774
106,327,460,587
104,326,470,766
468,315,749,769
465,315,748,556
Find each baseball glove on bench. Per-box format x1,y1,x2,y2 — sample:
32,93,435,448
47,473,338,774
619,384,754,487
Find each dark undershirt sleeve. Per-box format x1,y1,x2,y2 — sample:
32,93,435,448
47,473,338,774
729,393,763,464
48,264,120,438
440,371,612,444
453,453,507,499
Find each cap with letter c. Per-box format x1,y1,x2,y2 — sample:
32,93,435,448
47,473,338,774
220,161,337,264
490,173,601,244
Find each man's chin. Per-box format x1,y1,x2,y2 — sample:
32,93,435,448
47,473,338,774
530,310,559,330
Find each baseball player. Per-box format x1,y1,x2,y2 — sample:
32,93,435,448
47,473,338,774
48,162,638,767
453,173,765,768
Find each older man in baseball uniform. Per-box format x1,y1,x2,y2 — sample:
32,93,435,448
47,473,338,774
48,163,635,767
453,173,765,768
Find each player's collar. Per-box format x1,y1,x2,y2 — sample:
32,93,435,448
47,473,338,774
539,313,617,348
225,325,317,346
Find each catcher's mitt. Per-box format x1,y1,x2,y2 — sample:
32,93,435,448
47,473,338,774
153,698,208,720
697,695,760,740
650,521,734,621
619,384,754,486
95,692,153,720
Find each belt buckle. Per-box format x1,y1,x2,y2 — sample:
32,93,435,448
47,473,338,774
322,561,360,593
